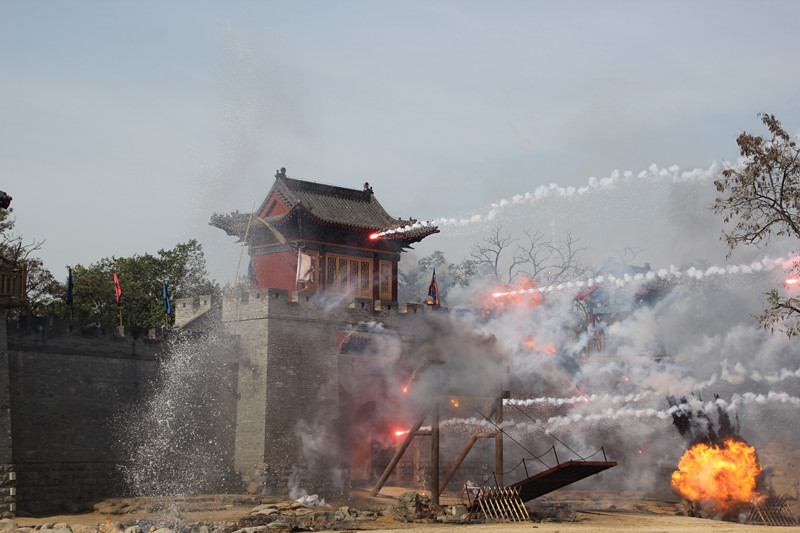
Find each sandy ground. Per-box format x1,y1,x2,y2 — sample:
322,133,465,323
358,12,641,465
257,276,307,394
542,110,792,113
10,488,799,533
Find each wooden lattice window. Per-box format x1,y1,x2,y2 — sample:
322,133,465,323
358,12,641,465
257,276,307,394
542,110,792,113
379,261,391,300
325,253,372,298
339,258,348,286
349,260,359,287
360,261,370,290
327,257,336,285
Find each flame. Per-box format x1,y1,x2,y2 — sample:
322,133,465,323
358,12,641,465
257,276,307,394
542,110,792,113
450,397,460,408
481,276,543,317
522,338,556,354
671,438,762,510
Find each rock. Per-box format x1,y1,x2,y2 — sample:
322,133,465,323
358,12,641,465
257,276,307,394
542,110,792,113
0,520,18,531
249,504,278,517
100,521,125,533
124,527,143,533
231,527,271,533
385,492,443,522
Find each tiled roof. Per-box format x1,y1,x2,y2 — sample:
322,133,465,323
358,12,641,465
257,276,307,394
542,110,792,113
209,173,438,244
265,176,400,230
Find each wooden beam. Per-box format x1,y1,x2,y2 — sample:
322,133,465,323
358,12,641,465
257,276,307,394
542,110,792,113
371,408,429,497
438,401,498,495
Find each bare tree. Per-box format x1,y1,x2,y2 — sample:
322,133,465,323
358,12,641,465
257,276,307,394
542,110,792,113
470,224,587,286
469,225,520,283
515,229,587,286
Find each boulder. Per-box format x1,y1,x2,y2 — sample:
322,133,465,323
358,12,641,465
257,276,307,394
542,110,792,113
385,492,443,522
0,520,18,531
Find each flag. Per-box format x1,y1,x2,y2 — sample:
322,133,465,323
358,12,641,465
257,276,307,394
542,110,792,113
427,268,440,306
65,268,74,306
162,281,171,315
296,250,314,283
113,273,121,305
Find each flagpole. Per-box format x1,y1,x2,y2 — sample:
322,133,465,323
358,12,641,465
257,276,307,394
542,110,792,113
232,201,257,303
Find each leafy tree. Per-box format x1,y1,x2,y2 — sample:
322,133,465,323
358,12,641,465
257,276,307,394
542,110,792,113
0,207,60,316
64,240,219,329
398,250,475,304
713,113,800,336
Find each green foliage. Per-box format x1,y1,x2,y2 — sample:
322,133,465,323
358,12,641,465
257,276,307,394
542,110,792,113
713,113,800,337
0,207,60,316
62,240,219,329
756,287,800,338
398,250,475,304
713,113,800,250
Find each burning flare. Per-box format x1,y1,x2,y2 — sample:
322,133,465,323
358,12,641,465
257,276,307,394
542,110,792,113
671,438,762,510
481,276,543,317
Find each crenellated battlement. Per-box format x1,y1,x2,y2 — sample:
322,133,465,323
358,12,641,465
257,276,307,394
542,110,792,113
215,288,438,326
7,316,164,359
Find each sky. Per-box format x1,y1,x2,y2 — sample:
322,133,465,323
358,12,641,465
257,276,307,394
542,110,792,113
3,1,800,286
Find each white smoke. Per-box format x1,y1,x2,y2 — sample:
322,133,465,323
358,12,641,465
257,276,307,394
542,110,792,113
373,160,740,238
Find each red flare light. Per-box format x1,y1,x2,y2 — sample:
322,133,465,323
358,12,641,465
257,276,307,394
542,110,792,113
394,430,407,437
481,276,543,317
786,278,798,285
369,233,381,240
402,386,408,393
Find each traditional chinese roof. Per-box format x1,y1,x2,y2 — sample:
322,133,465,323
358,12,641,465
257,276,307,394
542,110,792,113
209,172,438,247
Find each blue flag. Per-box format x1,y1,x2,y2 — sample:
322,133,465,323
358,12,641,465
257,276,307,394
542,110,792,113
162,281,171,315
65,268,74,306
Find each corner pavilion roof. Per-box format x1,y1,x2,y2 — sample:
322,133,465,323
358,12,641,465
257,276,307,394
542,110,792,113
209,174,438,245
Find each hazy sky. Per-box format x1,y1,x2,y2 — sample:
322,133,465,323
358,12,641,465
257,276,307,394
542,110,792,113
3,1,800,285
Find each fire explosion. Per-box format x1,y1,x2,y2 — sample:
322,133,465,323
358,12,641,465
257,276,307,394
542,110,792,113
671,438,762,510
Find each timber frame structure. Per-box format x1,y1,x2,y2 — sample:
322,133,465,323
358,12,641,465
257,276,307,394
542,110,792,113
371,387,616,513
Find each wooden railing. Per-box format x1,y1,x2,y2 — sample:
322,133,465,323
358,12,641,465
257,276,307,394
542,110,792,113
0,263,26,307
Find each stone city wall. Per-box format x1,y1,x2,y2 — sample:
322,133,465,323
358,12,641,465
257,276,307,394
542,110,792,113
1,316,163,513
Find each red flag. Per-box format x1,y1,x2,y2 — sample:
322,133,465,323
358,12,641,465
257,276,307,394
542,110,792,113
427,269,440,306
113,273,121,305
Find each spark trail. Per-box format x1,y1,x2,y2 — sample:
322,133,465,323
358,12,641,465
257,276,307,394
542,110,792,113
370,161,736,239
490,255,799,298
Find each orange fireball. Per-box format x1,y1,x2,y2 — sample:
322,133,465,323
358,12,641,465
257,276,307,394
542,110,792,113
671,438,762,509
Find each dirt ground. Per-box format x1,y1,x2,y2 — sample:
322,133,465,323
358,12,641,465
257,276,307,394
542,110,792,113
10,488,799,533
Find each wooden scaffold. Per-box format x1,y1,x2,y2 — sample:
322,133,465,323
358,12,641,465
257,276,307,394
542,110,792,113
467,485,530,522
745,495,798,527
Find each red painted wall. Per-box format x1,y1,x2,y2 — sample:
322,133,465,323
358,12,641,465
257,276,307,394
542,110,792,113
260,193,289,218
252,250,298,292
